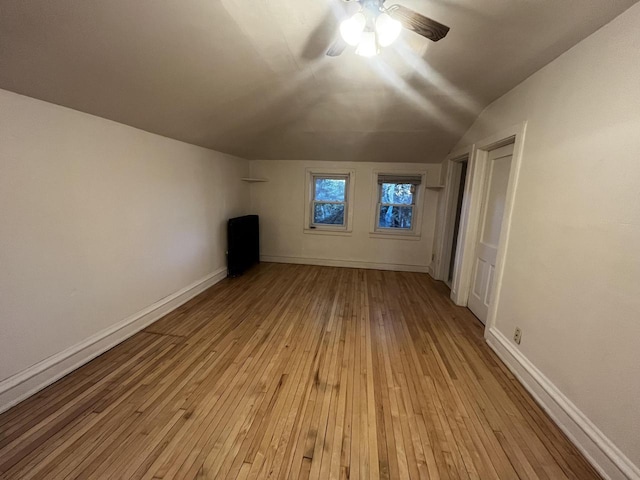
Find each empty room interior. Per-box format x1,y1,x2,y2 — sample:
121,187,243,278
1,1,639,479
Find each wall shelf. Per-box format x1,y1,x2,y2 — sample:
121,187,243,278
241,178,268,183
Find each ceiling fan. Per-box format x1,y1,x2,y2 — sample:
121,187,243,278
327,0,450,57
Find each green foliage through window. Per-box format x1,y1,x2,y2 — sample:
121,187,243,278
312,176,348,227
314,203,345,225
378,183,415,230
380,183,413,205
314,178,346,202
379,205,413,229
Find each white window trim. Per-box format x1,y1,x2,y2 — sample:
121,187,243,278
304,168,355,236
369,170,426,240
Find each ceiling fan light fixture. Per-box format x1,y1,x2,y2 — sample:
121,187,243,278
375,12,402,47
340,12,366,46
327,2,450,58
355,31,378,57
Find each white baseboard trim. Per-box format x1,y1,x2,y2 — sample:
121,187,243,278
0,267,228,415
486,327,639,480
261,255,431,274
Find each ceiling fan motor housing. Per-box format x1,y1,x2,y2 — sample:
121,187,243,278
358,0,386,32
360,0,386,13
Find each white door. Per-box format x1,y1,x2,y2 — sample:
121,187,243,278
468,143,514,323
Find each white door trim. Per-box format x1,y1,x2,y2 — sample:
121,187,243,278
434,145,474,304
440,123,527,317
467,143,514,323
470,122,527,335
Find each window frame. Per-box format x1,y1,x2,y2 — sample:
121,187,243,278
369,170,426,240
376,182,417,233
311,174,349,228
304,168,355,236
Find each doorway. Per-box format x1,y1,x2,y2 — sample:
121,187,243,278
467,143,514,324
447,160,468,286
437,122,526,330
436,149,474,296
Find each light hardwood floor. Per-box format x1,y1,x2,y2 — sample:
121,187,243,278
0,263,601,479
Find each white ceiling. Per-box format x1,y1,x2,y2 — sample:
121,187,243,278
0,0,636,162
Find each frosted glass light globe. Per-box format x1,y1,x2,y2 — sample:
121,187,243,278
355,31,378,57
376,12,402,47
340,12,366,46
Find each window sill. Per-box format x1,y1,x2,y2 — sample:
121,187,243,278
369,231,422,241
304,228,353,237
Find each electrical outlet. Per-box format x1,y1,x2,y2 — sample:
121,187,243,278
514,327,522,345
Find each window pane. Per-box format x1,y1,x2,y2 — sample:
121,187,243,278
315,178,346,202
379,205,413,229
380,183,413,205
314,203,345,225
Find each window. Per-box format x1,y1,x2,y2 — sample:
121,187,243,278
305,169,355,234
312,175,348,227
373,173,423,235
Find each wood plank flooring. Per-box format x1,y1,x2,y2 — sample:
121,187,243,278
0,263,601,479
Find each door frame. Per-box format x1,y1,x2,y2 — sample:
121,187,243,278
434,145,474,300
439,122,527,334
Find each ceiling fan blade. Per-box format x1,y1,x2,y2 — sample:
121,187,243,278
326,38,347,56
386,4,450,42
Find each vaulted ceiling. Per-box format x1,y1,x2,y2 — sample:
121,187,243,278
0,0,636,162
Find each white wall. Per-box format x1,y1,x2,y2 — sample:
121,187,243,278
249,160,441,272
453,4,640,478
0,89,250,410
